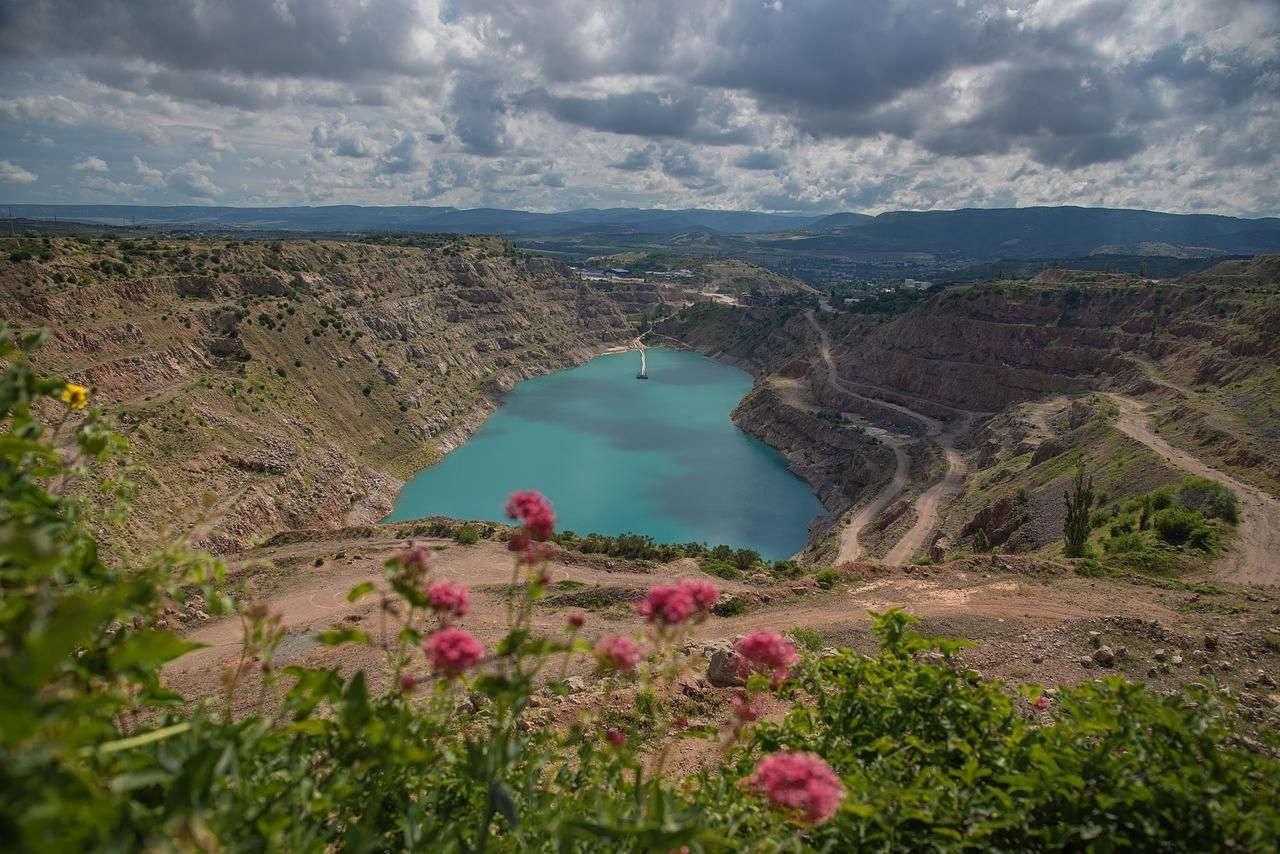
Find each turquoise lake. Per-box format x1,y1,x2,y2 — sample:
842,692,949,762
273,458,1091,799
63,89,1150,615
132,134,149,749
384,348,824,560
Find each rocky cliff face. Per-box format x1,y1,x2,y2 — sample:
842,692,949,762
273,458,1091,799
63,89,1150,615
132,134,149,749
730,381,896,513
2,236,631,551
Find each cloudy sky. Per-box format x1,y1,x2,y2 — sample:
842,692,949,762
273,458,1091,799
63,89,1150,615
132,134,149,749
0,0,1277,216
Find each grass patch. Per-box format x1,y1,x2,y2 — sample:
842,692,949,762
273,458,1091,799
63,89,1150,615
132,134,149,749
788,627,826,653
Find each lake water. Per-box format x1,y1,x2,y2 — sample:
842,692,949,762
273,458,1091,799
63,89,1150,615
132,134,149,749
384,348,824,560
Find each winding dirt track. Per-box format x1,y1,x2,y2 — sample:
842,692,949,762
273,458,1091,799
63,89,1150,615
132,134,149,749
1105,394,1280,587
804,311,972,564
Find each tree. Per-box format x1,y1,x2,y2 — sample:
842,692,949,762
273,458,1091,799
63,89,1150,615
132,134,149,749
972,528,990,554
1063,461,1096,558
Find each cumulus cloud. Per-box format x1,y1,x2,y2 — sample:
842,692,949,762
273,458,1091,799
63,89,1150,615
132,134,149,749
0,160,38,184
0,0,1275,214
72,155,109,172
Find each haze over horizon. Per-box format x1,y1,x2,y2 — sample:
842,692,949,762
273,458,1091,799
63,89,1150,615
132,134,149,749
2,0,1277,217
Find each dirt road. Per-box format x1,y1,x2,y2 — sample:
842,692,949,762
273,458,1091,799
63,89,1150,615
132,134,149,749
166,535,1214,711
884,428,970,565
1106,394,1280,586
804,310,972,565
838,439,909,563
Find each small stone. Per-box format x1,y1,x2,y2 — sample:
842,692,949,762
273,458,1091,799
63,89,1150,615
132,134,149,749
1115,646,1128,660
1146,667,1158,677
916,651,947,667
1217,659,1233,671
1158,664,1170,674
195,610,210,620
1031,654,1044,664
1192,649,1207,662
1170,655,1183,666
1088,631,1102,648
1204,633,1218,651
563,676,587,694
1093,646,1116,667
1079,655,1095,669
1153,648,1168,662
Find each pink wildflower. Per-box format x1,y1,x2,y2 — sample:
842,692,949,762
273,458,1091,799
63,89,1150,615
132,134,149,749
513,542,558,567
594,635,644,673
504,490,556,541
732,691,763,723
678,578,719,611
567,612,586,629
605,727,626,748
424,629,484,677
637,578,717,626
396,546,433,574
735,630,798,683
425,580,471,620
399,673,417,693
1033,695,1051,711
746,751,845,825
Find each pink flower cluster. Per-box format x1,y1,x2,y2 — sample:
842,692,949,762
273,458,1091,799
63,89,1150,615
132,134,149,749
746,751,845,825
426,580,470,620
505,490,556,541
594,635,644,673
732,691,763,724
1033,695,1051,712
735,630,798,683
636,579,719,626
424,628,484,677
396,545,434,574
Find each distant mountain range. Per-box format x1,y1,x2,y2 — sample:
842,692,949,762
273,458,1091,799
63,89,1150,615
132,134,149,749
7,203,1279,264
2,204,825,236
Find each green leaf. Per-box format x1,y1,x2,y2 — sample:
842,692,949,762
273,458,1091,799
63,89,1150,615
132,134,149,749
318,628,371,646
96,722,192,755
109,629,205,671
346,581,375,602
339,671,372,731
490,780,519,830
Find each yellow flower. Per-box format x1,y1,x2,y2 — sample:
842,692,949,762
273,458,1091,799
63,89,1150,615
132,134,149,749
61,383,89,410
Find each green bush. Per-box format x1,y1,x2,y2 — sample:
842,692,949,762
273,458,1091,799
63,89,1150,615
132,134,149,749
454,524,481,545
722,610,1280,850
699,558,741,581
787,627,825,653
1177,476,1239,523
814,567,839,589
711,596,748,617
1153,506,1201,546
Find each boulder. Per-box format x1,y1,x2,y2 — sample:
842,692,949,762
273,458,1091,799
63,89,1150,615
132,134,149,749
706,643,745,688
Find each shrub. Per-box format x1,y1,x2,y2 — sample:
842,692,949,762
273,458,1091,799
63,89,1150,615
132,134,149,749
814,567,839,589
770,559,805,579
454,524,481,545
1153,506,1201,546
788,627,825,653
712,596,749,617
699,558,742,580
1177,476,1239,523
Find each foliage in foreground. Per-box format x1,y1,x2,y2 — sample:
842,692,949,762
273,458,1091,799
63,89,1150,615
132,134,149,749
1,335,1278,852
